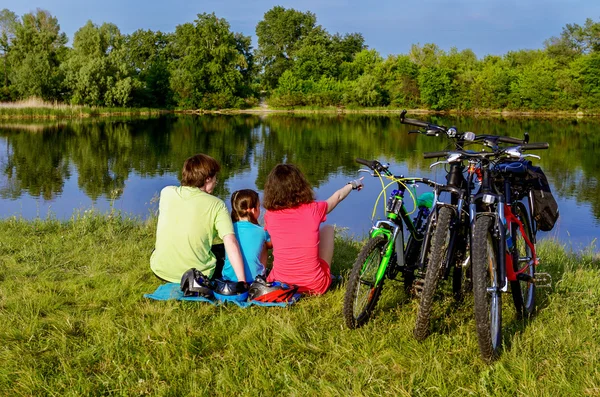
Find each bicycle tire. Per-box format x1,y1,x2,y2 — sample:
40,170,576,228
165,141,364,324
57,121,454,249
472,215,502,362
343,235,387,329
413,207,453,341
510,202,536,319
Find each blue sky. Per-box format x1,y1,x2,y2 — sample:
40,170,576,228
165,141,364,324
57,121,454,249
5,0,600,57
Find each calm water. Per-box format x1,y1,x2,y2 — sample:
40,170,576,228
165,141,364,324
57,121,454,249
1,114,598,250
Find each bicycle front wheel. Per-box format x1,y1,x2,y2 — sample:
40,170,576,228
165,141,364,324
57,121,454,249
472,215,502,362
510,202,536,318
413,206,453,341
343,235,387,329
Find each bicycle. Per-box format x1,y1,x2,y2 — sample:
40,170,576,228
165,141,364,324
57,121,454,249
343,158,438,329
400,111,529,341
425,141,552,362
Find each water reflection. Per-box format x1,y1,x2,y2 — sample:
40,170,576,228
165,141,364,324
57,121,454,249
0,114,598,248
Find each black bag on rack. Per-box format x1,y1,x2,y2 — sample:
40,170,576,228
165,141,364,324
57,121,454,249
526,164,559,231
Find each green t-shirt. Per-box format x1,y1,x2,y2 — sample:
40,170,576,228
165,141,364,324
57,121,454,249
150,186,234,282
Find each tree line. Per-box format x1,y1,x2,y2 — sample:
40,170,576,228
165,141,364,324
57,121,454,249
0,6,599,111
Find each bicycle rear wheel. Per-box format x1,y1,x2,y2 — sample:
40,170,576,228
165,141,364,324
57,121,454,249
510,202,536,319
413,206,453,341
472,215,502,362
343,235,387,329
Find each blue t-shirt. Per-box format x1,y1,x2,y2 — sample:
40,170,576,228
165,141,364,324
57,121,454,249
222,221,271,282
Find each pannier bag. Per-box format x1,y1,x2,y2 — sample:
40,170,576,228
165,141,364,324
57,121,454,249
526,164,559,231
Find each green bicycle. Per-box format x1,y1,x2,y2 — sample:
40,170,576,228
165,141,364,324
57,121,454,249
343,158,438,329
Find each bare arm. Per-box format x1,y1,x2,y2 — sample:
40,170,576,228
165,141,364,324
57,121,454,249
222,234,246,282
326,184,353,214
326,177,363,214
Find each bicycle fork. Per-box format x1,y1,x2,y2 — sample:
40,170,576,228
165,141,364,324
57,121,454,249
370,220,403,286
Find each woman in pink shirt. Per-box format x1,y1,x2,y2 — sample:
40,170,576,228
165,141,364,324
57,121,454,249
263,164,362,295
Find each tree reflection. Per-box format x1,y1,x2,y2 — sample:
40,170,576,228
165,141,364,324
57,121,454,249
0,114,599,222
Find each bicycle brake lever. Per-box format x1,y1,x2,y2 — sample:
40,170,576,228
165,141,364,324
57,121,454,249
429,160,448,169
521,154,540,160
359,169,378,177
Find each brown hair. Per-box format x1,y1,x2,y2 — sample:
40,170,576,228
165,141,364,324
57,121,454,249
181,154,220,189
231,189,260,224
263,164,315,210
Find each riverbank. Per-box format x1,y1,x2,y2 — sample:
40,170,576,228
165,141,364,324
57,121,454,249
0,213,598,395
1,98,599,119
0,98,168,119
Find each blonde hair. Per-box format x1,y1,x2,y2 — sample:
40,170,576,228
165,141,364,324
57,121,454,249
230,189,260,224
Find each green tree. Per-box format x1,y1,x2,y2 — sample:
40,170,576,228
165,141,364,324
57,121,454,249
124,29,173,107
418,66,455,110
470,56,513,109
378,55,420,107
545,17,600,63
572,53,600,109
8,9,67,100
62,21,140,106
255,6,316,90
169,13,251,109
0,9,17,89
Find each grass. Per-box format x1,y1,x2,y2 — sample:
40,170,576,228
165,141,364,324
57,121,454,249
0,213,599,396
0,98,166,119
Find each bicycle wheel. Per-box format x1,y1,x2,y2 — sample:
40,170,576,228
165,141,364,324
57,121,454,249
413,206,453,341
472,215,502,362
343,235,387,329
510,202,536,319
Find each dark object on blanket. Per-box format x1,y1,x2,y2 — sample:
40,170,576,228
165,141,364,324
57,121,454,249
248,275,299,302
213,278,249,302
180,268,215,299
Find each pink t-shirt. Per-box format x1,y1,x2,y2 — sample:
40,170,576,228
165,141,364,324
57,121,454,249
265,201,331,294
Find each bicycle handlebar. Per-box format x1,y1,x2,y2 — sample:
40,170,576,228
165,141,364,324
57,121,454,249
422,142,549,160
423,151,450,159
475,135,524,145
355,158,375,168
521,143,549,150
401,109,529,145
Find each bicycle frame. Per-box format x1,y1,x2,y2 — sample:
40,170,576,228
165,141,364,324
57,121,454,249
471,159,540,289
368,180,430,286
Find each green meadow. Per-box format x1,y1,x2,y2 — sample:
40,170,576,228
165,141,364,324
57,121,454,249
0,213,599,396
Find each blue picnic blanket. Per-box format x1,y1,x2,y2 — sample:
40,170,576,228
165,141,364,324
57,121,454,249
144,283,300,308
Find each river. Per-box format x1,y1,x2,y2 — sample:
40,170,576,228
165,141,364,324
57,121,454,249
0,114,598,250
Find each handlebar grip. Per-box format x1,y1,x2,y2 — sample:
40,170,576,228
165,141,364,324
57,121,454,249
401,117,430,129
521,142,549,150
423,151,449,159
497,136,525,144
355,158,374,168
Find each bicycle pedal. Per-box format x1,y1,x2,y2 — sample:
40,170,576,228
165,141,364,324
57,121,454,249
534,272,552,288
413,279,425,298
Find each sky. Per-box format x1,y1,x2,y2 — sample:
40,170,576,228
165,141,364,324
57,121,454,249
3,0,600,58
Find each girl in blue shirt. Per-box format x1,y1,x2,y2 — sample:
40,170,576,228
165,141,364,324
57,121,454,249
222,189,272,282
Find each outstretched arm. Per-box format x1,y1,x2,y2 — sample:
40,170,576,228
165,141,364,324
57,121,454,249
222,233,246,282
326,177,363,214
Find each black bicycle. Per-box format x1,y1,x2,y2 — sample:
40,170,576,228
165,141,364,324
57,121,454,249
400,111,529,341
423,140,552,362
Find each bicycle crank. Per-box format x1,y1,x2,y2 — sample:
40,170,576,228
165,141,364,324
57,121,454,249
413,278,425,298
533,272,552,288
